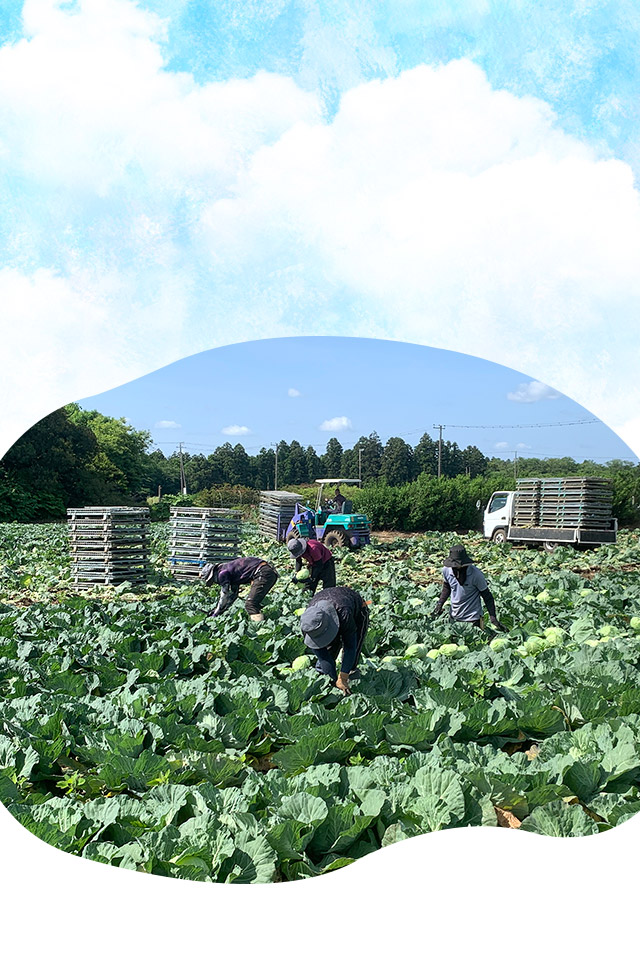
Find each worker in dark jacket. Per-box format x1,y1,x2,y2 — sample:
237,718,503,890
287,537,336,595
200,557,278,622
332,487,346,511
299,586,369,695
432,545,506,630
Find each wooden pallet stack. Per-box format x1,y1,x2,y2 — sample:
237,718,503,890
67,507,151,588
512,479,541,527
258,491,303,541
168,507,242,580
538,478,613,529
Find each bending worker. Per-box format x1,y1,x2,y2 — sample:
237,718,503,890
432,544,506,631
200,557,278,622
287,537,336,595
299,586,369,695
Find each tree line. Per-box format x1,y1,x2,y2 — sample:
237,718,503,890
0,403,638,522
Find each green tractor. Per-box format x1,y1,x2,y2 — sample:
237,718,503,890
285,479,371,549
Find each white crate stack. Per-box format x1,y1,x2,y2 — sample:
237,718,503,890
67,506,151,588
168,507,242,581
258,491,303,541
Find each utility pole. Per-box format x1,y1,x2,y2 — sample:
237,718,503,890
514,450,518,482
358,448,363,484
271,443,279,490
179,442,187,495
433,425,445,479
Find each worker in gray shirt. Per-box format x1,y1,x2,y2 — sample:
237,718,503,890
432,545,506,630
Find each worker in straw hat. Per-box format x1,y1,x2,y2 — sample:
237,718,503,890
432,544,506,631
200,557,278,622
287,536,336,595
299,586,369,695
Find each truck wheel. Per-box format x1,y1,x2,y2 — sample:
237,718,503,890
542,540,559,554
491,528,508,544
324,528,349,549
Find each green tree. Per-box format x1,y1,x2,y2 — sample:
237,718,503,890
340,448,358,479
414,432,438,476
211,442,235,483
353,432,383,483
322,438,343,476
381,437,415,485
304,445,323,482
255,447,276,489
283,440,307,484
461,445,487,477
227,444,252,485
66,405,152,496
0,407,99,518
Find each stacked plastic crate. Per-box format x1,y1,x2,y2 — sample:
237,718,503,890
258,491,303,541
538,478,614,529
67,506,151,588
512,479,541,527
168,507,242,581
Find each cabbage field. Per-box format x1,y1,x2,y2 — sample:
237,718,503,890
2,522,640,882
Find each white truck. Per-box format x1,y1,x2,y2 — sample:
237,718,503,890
483,477,617,553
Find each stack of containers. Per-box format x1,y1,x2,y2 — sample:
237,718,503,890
258,491,303,541
168,507,242,581
538,477,614,529
67,506,151,588
512,479,541,527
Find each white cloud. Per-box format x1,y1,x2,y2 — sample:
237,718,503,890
494,441,509,450
288,388,301,397
320,416,352,432
0,0,320,194
2,6,640,460
155,420,181,429
516,442,532,450
612,418,640,460
507,381,561,403
222,424,250,436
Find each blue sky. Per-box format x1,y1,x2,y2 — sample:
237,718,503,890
1,1,640,461
78,337,636,462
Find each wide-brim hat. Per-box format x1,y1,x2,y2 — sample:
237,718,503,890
287,537,308,558
300,602,340,649
444,545,475,568
200,562,220,586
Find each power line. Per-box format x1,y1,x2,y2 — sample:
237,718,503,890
400,418,599,436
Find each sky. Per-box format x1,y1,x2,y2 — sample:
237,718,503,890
78,336,637,463
1,0,640,460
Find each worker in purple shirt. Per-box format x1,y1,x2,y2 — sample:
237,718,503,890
299,586,369,695
432,545,506,630
200,557,278,622
287,537,336,595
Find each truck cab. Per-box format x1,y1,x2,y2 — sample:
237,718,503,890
483,491,513,543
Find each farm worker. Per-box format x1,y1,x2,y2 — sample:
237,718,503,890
299,586,369,695
200,557,278,622
332,487,346,511
432,545,506,631
287,537,336,595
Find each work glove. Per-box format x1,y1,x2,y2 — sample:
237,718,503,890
431,605,444,618
489,616,507,632
290,574,298,583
